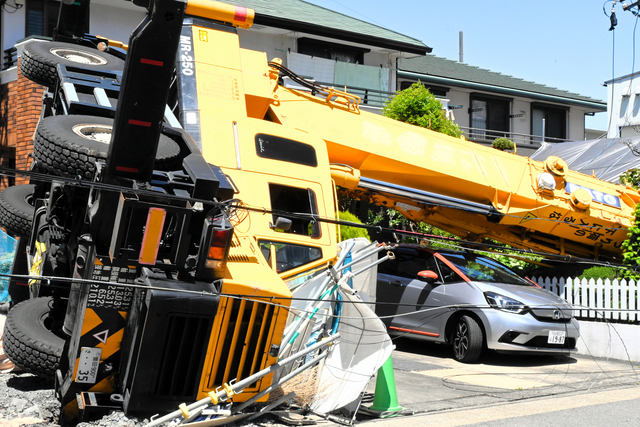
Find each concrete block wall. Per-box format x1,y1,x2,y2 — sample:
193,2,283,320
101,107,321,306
577,321,640,362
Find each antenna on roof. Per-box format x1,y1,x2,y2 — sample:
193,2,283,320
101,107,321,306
459,31,463,63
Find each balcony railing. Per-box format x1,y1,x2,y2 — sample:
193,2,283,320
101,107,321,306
281,76,395,109
2,36,52,71
2,47,17,71
314,81,395,109
459,126,570,147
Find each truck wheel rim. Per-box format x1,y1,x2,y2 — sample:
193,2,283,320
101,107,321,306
49,48,108,65
72,124,112,144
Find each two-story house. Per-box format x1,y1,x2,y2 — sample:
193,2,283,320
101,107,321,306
1,0,607,189
398,55,607,156
0,0,430,189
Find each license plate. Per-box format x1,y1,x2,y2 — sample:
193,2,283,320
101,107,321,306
548,330,566,344
75,347,102,384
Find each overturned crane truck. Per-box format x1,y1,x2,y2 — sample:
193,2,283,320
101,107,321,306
1,0,640,424
3,0,343,423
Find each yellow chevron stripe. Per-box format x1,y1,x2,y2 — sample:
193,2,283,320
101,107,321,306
97,327,125,360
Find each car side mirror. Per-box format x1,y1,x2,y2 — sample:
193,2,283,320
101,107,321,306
417,270,439,282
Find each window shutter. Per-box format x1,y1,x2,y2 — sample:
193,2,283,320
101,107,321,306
26,0,45,37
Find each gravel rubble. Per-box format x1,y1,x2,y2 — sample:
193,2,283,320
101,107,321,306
0,315,317,427
0,369,168,427
0,312,144,427
0,369,290,427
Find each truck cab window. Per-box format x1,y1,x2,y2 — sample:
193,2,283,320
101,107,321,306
255,134,318,167
269,184,320,237
259,240,322,273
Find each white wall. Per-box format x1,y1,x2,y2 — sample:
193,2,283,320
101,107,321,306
511,99,531,138
1,2,143,60
585,128,606,140
568,108,586,141
441,89,469,127
363,51,390,68
1,5,27,54
90,3,145,44
237,29,293,64
607,72,640,137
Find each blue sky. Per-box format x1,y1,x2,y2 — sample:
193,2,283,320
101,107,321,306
305,0,640,131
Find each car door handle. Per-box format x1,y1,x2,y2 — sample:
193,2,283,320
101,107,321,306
391,280,403,287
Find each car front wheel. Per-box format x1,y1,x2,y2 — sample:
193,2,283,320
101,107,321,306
451,315,483,363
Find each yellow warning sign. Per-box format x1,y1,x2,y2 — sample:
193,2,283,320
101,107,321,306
520,212,537,224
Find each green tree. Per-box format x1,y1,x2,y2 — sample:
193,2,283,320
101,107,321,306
620,168,640,279
383,82,462,138
492,137,515,152
338,211,370,241
620,168,640,189
621,202,640,279
366,207,456,247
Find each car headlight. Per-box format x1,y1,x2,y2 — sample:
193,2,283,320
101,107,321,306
484,292,528,314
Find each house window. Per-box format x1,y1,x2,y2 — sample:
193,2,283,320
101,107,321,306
469,94,510,141
532,104,567,142
298,38,368,64
26,0,61,38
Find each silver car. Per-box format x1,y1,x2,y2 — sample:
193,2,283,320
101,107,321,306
376,245,580,363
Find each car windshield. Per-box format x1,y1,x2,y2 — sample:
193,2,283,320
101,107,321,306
438,252,532,286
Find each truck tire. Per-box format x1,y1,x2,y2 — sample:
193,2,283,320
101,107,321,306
33,115,181,179
3,297,65,379
0,184,35,237
20,41,125,87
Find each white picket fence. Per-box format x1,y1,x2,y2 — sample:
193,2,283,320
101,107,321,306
531,277,639,322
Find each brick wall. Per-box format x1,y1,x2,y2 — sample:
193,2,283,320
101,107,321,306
0,60,45,191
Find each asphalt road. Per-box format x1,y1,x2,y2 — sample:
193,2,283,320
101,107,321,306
2,312,638,427
358,337,640,427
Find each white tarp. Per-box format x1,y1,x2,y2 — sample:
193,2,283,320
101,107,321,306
309,286,392,414
337,238,378,306
282,238,391,414
530,136,640,184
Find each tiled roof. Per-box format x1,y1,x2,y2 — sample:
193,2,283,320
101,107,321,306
399,55,606,108
221,0,430,54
